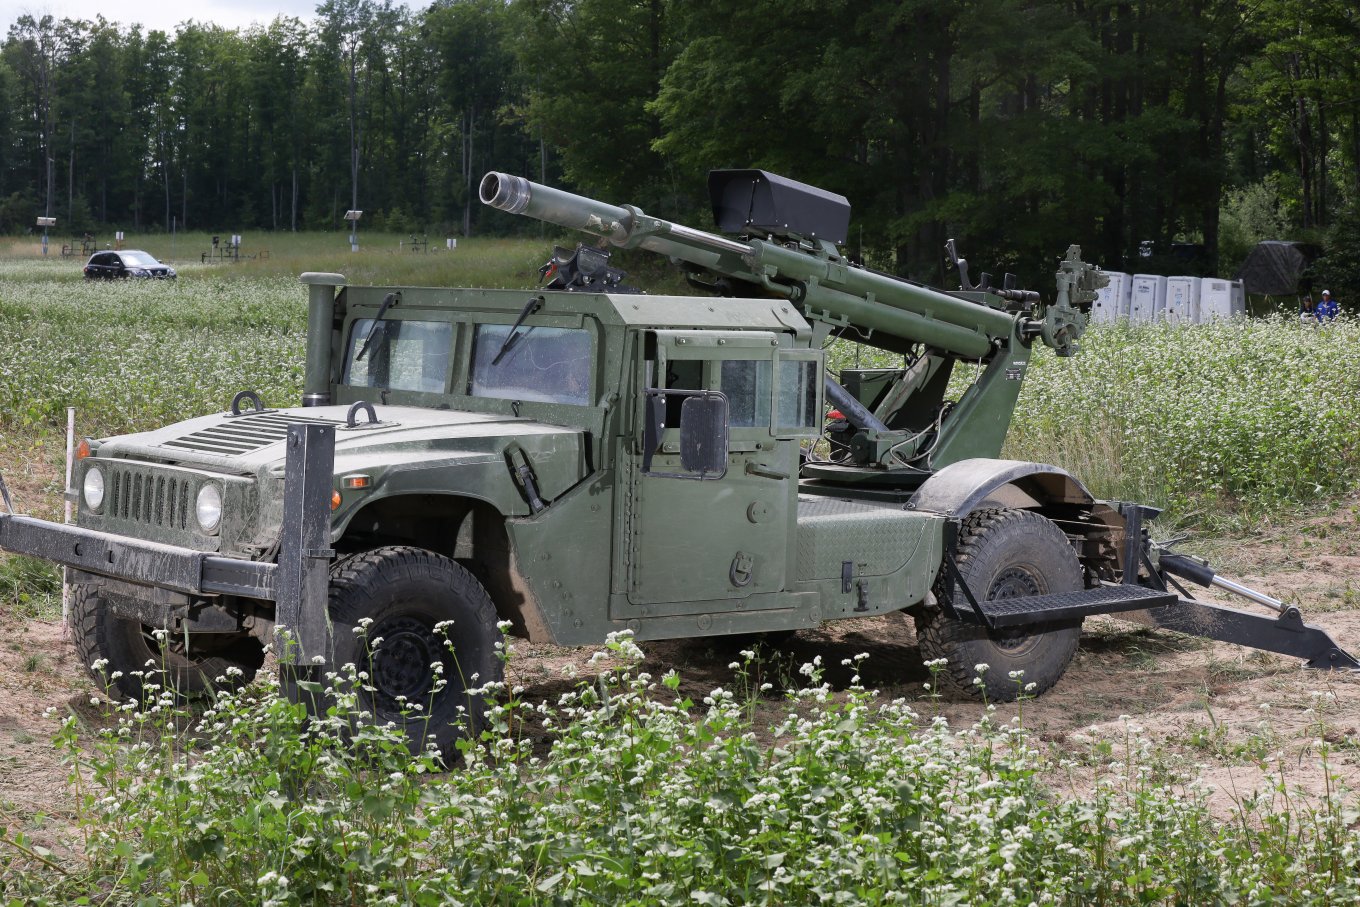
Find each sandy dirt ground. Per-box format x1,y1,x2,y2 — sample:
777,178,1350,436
3,437,1359,855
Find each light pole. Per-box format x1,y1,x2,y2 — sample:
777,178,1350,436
344,209,363,252
36,216,56,256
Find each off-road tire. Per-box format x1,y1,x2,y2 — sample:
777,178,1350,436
915,508,1083,700
315,546,503,756
72,584,264,702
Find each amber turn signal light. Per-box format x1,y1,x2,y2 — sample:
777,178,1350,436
340,474,372,490
76,439,92,460
331,490,342,511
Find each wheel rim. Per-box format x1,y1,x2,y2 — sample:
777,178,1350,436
986,566,1044,655
367,615,452,715
136,623,211,670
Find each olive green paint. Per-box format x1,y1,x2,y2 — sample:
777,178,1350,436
4,174,1113,657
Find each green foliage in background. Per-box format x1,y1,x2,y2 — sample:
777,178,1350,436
826,314,1360,522
0,269,305,434
0,553,60,618
3,1,1360,294
1217,179,1293,276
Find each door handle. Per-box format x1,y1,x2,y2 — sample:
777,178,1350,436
745,462,788,481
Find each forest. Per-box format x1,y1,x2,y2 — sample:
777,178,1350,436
2,0,1359,291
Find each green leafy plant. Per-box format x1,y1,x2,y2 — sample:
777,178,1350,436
6,636,1360,905
0,554,62,619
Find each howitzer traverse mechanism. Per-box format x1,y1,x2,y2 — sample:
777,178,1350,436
0,168,1353,755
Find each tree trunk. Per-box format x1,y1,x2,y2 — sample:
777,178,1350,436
349,48,360,234
68,120,75,225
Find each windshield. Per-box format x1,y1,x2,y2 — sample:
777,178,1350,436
121,251,159,267
343,318,453,393
469,324,591,405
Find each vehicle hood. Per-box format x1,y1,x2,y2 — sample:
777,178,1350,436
84,405,588,553
95,405,582,478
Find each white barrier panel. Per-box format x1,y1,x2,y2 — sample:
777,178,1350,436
1200,278,1245,320
1164,276,1200,324
1129,274,1167,323
1091,271,1131,323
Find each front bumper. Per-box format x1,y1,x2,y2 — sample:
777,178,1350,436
0,514,274,598
0,422,337,664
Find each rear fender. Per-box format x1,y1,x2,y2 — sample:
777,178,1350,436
907,458,1124,578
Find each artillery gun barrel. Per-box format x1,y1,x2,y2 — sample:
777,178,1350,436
481,172,1014,359
480,172,750,272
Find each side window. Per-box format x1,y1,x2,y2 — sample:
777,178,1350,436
661,359,703,425
343,319,453,393
776,359,819,433
719,359,773,427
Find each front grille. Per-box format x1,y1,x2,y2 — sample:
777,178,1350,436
107,468,192,530
161,413,338,455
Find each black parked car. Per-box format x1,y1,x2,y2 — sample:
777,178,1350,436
83,250,177,279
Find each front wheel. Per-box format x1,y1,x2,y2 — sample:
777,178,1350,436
915,508,1084,700
312,546,504,755
72,585,264,702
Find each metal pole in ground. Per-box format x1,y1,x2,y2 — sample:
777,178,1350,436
63,406,74,632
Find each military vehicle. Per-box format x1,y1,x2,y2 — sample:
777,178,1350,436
0,169,1353,752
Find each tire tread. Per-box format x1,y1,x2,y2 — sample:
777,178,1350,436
917,508,1081,700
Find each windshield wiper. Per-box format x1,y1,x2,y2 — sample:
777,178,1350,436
355,292,401,362
491,295,545,366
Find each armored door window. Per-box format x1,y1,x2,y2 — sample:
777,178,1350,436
648,330,782,438
719,359,773,427
343,319,453,393
774,353,823,437
656,357,770,428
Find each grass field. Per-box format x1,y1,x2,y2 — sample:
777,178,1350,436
4,237,1360,904
0,232,553,288
8,234,1355,520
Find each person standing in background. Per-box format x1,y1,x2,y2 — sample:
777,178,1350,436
1317,290,1339,321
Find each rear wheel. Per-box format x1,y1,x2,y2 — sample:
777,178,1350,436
72,585,264,702
915,508,1083,700
314,546,503,755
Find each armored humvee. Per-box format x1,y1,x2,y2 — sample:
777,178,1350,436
0,169,1352,752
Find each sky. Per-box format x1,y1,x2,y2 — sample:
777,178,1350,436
3,0,415,35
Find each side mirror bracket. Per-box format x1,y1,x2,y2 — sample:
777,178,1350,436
641,388,729,480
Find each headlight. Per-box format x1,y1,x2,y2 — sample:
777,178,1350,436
195,484,223,533
128,268,149,276
83,467,105,511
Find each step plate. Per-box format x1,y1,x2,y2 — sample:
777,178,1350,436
966,584,1177,629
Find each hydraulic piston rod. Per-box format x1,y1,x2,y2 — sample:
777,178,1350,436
1211,575,1288,614
1160,552,1286,614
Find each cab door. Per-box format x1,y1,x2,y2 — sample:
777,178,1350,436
623,330,822,609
